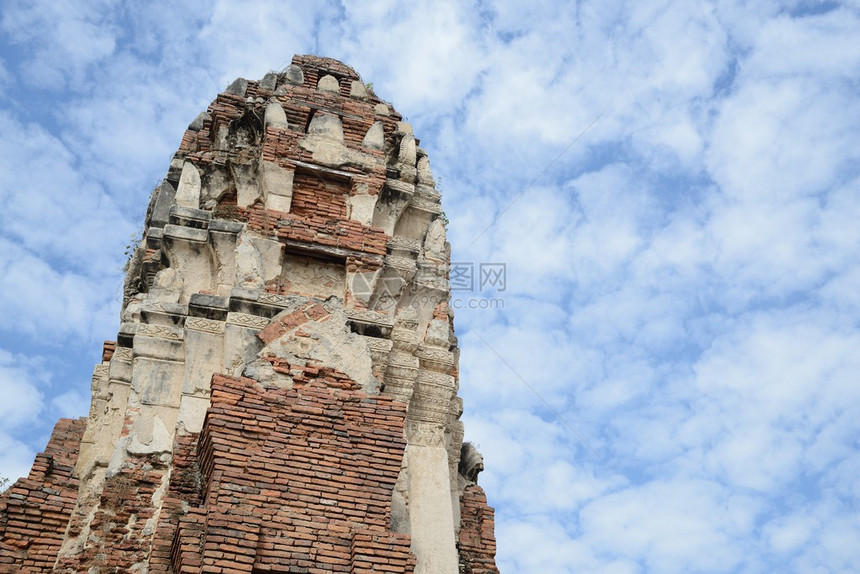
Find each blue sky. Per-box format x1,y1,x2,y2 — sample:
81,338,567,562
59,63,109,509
1,1,859,572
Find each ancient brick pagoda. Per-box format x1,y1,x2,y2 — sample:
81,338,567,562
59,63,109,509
0,55,498,573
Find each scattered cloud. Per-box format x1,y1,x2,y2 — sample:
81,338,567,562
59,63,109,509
335,0,491,114
0,112,134,271
0,350,44,428
1,0,119,88
1,1,859,571
0,350,47,481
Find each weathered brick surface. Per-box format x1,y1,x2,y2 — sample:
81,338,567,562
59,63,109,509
0,418,85,573
241,205,388,259
146,370,415,574
290,170,348,220
54,457,169,573
148,434,204,573
101,340,116,362
458,485,500,574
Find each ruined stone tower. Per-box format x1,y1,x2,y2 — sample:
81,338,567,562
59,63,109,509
0,56,498,573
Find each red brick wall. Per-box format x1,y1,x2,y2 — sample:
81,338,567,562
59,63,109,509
147,371,416,574
458,485,500,574
290,170,349,221
0,418,85,573
53,456,170,573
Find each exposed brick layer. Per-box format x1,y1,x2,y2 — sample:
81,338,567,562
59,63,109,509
148,434,204,573
175,56,396,271
458,485,500,574
290,170,348,220
241,205,388,258
148,371,415,574
101,340,116,362
0,418,85,573
54,456,169,573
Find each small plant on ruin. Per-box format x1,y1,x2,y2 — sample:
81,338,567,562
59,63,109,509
0,475,9,492
122,230,143,273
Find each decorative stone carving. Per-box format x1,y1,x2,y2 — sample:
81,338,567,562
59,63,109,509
417,155,434,186
345,308,394,328
407,420,447,448
175,162,201,208
388,236,421,253
411,193,443,214
398,134,417,166
459,442,484,484
224,77,248,96
137,324,184,340
259,72,278,91
284,64,304,85
226,312,270,329
92,364,110,385
415,345,455,373
396,122,413,135
362,121,385,150
185,316,225,334
188,111,209,132
264,98,288,128
150,181,177,228
307,111,344,142
257,292,293,308
317,74,340,93
349,80,368,99
113,347,133,362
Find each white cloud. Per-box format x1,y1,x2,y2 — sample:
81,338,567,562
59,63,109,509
0,349,44,428
1,0,119,88
0,58,8,95
334,0,490,116
0,112,134,274
1,1,860,572
0,431,37,485
496,514,604,573
579,479,759,573
0,238,119,344
200,0,323,84
51,388,90,419
687,309,860,490
745,7,860,78
706,77,859,200
763,513,819,555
